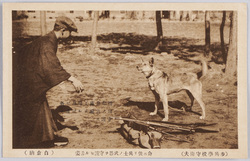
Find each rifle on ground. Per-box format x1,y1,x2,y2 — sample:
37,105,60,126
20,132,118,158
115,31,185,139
112,117,194,132
111,117,191,143
112,116,218,132
111,116,218,142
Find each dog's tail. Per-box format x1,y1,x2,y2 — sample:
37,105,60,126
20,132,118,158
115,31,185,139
188,56,208,80
199,59,208,80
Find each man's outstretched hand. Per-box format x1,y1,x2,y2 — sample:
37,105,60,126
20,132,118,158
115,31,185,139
68,76,84,93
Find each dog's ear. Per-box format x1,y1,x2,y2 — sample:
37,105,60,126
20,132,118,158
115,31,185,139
149,57,154,66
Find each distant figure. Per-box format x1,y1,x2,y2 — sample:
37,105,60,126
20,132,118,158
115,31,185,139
13,16,83,148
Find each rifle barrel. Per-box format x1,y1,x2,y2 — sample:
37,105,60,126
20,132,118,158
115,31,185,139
112,117,189,142
112,117,193,132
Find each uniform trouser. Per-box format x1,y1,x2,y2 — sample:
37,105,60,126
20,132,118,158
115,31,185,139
13,98,58,148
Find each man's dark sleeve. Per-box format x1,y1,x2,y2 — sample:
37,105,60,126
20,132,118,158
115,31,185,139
40,42,71,87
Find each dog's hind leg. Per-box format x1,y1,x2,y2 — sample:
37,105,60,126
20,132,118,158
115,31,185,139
193,93,206,119
186,90,194,111
188,82,206,119
150,91,160,116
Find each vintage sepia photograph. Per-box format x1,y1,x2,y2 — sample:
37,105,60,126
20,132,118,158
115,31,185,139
2,3,248,158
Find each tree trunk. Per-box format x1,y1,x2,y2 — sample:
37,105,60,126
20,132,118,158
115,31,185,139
204,11,211,57
155,11,163,51
188,11,193,21
90,11,99,54
179,11,183,21
225,11,237,77
40,11,47,36
175,11,180,20
220,11,226,62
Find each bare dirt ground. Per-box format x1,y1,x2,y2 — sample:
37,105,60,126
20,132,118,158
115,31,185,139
47,43,237,149
14,21,237,149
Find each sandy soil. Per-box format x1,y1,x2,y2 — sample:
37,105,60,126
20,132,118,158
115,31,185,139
45,40,237,149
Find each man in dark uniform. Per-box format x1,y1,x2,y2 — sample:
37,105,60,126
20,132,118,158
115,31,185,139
13,16,83,148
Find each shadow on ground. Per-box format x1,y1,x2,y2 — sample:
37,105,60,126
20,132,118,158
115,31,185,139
123,99,201,119
13,32,227,64
52,105,79,131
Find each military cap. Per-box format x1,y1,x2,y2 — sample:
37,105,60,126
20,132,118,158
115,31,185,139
55,16,78,32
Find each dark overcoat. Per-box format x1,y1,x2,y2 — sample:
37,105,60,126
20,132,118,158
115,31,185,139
13,31,70,148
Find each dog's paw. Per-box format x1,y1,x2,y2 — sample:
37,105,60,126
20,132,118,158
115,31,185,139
199,116,205,120
149,112,157,116
162,117,169,122
181,107,186,112
185,106,192,112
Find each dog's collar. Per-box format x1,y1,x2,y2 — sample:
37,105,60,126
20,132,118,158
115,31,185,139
146,68,157,79
146,73,153,79
146,70,154,79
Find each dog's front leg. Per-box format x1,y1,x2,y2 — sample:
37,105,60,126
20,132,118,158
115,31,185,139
150,91,160,116
161,94,169,121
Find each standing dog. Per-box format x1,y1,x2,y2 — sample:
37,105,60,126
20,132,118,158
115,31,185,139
137,57,207,121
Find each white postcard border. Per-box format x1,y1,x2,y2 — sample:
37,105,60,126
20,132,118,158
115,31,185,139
2,2,248,158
